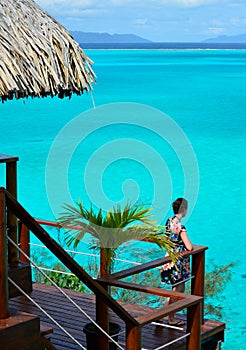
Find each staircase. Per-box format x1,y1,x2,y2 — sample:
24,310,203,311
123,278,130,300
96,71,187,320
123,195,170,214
0,153,225,350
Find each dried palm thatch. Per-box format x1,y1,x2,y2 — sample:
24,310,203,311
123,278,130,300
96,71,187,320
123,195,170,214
0,0,96,102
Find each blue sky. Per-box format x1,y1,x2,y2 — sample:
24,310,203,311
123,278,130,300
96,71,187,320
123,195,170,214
36,0,246,42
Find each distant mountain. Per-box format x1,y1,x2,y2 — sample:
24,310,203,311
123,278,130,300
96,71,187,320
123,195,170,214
70,31,151,44
203,33,246,43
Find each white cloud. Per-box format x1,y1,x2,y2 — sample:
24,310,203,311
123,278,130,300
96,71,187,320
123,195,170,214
36,0,105,19
153,0,218,7
133,18,148,26
228,1,245,7
35,0,246,41
176,0,215,6
207,27,225,35
110,0,135,4
210,18,223,26
65,8,106,17
230,16,246,26
37,0,218,9
37,0,94,6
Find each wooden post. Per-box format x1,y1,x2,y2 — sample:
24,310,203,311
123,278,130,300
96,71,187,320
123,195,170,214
96,247,110,350
125,322,141,350
0,188,9,319
6,160,19,265
19,223,30,264
186,300,202,350
96,296,109,350
191,250,205,323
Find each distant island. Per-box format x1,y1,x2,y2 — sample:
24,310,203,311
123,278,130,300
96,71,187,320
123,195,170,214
203,33,246,43
70,31,151,43
70,31,246,44
69,31,246,49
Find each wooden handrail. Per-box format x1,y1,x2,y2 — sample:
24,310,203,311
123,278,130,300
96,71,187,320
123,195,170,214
34,219,207,281
97,279,203,325
99,279,186,299
108,244,207,280
135,296,202,326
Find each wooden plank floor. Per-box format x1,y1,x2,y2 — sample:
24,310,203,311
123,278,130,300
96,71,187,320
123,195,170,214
9,283,225,350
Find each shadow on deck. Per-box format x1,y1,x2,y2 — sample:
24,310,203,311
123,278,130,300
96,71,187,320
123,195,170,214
9,283,225,350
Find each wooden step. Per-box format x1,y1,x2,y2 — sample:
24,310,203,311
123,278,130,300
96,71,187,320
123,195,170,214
41,336,57,350
40,323,56,350
0,311,41,350
8,261,32,298
40,323,53,337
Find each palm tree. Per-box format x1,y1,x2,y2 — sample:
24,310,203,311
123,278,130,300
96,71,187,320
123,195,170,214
58,201,177,276
58,201,177,348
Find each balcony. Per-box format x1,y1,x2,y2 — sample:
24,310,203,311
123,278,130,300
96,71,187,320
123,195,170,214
0,154,225,350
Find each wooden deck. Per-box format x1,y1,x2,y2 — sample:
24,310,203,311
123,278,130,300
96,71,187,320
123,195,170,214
9,283,225,350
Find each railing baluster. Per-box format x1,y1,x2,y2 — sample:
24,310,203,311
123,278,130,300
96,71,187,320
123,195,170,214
0,188,9,319
6,160,19,265
187,299,202,350
96,293,110,350
19,222,30,264
126,322,141,350
191,249,205,323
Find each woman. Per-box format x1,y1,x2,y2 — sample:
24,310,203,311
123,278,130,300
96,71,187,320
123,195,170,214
161,198,193,326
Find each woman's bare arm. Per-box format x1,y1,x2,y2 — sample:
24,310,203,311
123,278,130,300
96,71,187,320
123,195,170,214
180,230,193,251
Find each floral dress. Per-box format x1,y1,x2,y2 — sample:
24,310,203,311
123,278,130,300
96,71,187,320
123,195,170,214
161,216,190,285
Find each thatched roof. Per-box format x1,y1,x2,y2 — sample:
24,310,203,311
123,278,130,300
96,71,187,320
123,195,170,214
0,0,96,102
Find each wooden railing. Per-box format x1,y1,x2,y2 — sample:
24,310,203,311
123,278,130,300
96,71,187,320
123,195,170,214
0,187,205,350
104,244,207,321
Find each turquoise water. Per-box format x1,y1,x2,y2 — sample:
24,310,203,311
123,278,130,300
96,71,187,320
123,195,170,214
1,49,246,348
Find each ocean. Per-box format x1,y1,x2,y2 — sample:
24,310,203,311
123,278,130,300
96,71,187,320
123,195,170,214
1,47,246,348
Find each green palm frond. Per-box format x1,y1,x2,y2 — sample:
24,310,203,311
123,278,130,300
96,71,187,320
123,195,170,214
58,201,178,268
102,203,154,228
58,202,98,248
58,202,154,247
145,230,178,263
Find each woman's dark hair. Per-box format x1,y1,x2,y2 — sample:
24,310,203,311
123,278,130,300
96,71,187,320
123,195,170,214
172,198,188,214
